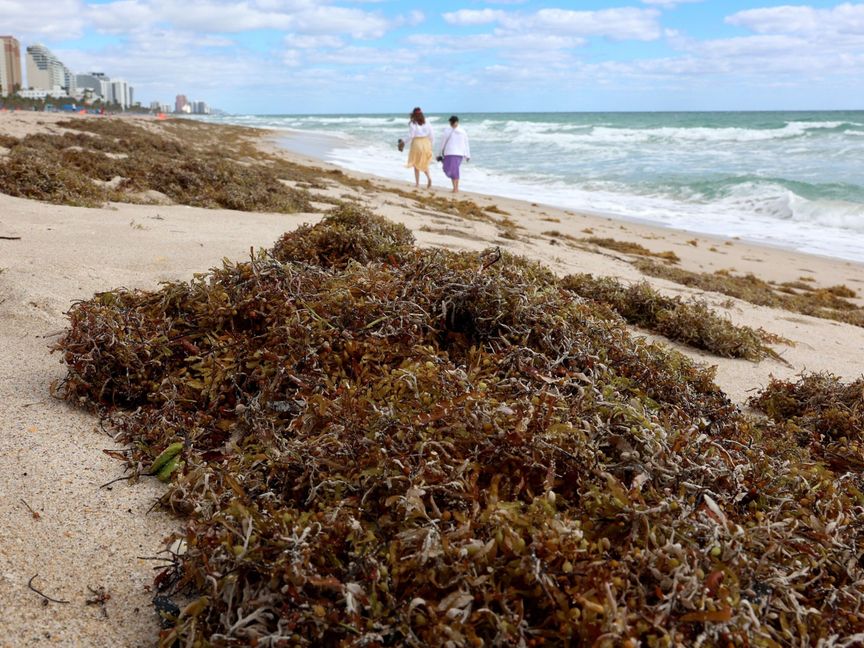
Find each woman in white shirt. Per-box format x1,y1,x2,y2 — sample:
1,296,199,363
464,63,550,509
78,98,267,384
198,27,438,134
404,107,434,188
438,115,470,193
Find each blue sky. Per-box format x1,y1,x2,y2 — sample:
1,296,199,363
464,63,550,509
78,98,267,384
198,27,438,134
7,1,864,113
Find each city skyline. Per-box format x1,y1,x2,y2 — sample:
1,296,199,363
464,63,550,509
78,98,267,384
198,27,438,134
0,35,212,112
3,1,864,114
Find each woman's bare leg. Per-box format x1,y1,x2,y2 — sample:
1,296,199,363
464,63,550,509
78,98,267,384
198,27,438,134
414,168,420,187
452,178,459,193
426,172,432,189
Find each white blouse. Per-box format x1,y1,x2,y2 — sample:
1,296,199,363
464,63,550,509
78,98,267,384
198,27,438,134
407,121,433,146
439,126,470,158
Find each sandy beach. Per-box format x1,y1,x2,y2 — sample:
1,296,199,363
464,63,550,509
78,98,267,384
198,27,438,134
2,112,864,646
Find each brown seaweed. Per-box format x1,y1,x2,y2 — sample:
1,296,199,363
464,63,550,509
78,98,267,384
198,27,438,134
750,372,864,471
0,118,311,212
561,273,784,361
583,237,681,263
635,259,864,328
54,209,864,646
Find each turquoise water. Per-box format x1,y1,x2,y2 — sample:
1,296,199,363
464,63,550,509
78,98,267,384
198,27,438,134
204,111,864,261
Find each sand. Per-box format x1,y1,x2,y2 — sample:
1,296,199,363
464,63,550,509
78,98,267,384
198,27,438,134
1,112,863,646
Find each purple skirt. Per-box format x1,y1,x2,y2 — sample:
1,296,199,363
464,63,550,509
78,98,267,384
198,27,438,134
442,155,463,179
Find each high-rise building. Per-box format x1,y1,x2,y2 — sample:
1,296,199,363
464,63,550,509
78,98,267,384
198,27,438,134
109,79,130,109
26,43,66,91
175,94,188,113
63,65,76,96
76,72,109,100
0,36,22,96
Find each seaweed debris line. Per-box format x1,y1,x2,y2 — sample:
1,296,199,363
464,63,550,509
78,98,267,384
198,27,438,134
56,205,864,646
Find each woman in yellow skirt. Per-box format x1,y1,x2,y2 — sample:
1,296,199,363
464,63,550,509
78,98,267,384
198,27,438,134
404,107,434,188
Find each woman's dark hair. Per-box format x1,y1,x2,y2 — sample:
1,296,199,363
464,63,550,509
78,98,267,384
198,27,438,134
410,107,425,125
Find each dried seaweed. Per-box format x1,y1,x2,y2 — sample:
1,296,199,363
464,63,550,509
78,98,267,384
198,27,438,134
400,192,521,237
272,203,413,268
56,210,864,646
0,146,107,206
0,118,311,212
561,273,782,361
636,259,864,328
750,372,864,470
584,237,680,264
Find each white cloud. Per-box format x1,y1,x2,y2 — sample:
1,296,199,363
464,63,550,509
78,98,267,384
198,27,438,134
395,9,425,28
63,0,399,38
443,9,506,26
285,33,344,48
58,27,271,90
282,48,302,67
726,3,864,36
404,2,864,104
443,7,661,41
644,4,864,82
3,0,86,39
642,0,704,8
86,1,155,33
278,5,392,38
529,8,661,40
408,31,584,54
316,46,419,65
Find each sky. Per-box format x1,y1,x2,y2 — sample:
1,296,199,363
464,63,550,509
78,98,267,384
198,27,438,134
5,0,864,114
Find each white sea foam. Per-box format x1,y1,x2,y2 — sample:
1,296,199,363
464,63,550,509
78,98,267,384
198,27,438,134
471,121,862,149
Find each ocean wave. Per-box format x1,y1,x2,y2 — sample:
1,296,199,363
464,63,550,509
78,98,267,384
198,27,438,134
469,121,864,148
711,182,864,232
281,115,398,126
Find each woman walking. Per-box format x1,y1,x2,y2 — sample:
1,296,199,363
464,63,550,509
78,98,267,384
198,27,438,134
404,107,434,188
438,115,470,193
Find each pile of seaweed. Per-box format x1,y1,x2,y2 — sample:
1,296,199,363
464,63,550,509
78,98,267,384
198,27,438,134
561,274,781,361
751,373,864,473
56,207,864,646
0,118,312,212
635,259,864,329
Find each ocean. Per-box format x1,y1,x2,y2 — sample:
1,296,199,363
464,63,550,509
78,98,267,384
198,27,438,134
203,111,864,263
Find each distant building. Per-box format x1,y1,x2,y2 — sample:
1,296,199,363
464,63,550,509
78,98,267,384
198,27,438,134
192,100,210,115
17,88,67,100
76,72,110,101
0,36,22,96
26,43,66,92
63,65,76,96
109,79,130,109
150,101,172,113
175,94,189,113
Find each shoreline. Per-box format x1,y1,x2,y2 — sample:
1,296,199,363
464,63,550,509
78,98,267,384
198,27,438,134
1,112,864,645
